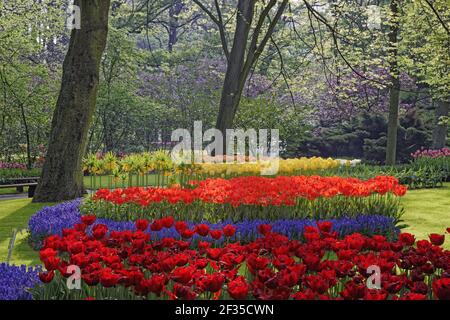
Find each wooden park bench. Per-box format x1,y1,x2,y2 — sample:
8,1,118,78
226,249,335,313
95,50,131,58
0,177,40,198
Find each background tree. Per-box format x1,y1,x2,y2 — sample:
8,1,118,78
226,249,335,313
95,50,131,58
193,0,289,139
385,0,401,165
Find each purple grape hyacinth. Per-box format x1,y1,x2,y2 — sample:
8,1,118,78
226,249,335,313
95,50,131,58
0,263,40,300
29,199,399,247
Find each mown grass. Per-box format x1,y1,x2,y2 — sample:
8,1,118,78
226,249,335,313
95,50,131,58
401,182,450,249
0,199,54,266
0,187,27,195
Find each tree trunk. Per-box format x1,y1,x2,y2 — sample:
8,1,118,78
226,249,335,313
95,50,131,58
18,101,32,169
216,0,255,137
168,1,183,52
33,0,110,202
215,0,288,140
385,0,400,165
432,99,449,148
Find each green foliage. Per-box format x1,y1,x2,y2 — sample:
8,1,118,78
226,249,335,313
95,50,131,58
296,110,430,164
235,97,311,157
0,0,65,162
0,169,42,185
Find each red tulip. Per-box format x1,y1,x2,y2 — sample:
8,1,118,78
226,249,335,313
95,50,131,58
135,219,149,231
228,276,249,299
150,219,163,231
180,229,195,239
82,273,100,286
175,221,188,233
43,256,60,271
174,283,197,300
195,224,210,237
39,248,57,261
317,221,332,233
39,271,54,283
209,230,223,240
171,266,195,285
398,293,427,300
222,224,236,237
198,241,210,250
99,270,120,287
199,274,224,293
305,275,329,294
429,233,445,246
143,274,166,296
433,278,450,300
92,224,108,239
257,224,272,236
399,233,415,246
81,215,96,226
68,241,84,255
340,281,366,300
162,216,175,228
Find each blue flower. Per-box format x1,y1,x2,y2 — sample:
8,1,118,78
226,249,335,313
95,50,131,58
0,263,41,300
29,199,399,246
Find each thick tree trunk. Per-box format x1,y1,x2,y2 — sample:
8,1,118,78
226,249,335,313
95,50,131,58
33,0,110,202
432,99,449,148
216,0,255,137
385,0,400,165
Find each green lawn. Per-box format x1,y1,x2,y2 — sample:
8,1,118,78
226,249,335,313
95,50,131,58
0,183,449,267
401,182,450,249
0,199,54,266
0,187,27,195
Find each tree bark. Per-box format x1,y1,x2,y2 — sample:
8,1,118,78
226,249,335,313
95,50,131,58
385,0,400,165
216,0,255,137
33,0,110,202
215,0,288,140
432,99,449,149
168,0,183,52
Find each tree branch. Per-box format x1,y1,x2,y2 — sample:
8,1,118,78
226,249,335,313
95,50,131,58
192,0,230,61
423,0,450,35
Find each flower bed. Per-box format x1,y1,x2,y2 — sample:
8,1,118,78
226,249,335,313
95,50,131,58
0,161,27,170
0,263,41,300
83,152,345,177
411,147,450,183
85,175,406,222
412,147,450,159
82,152,357,189
28,200,399,248
32,217,450,300
28,199,82,248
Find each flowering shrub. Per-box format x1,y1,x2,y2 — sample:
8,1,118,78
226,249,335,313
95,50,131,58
411,147,450,159
85,175,406,222
28,200,399,247
0,161,27,169
0,263,41,300
32,217,450,300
